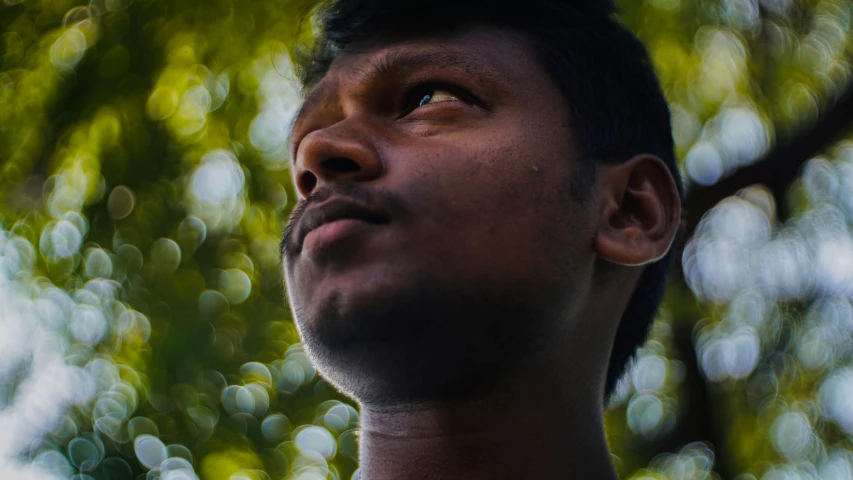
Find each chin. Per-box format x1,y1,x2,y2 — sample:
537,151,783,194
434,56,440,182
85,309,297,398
290,276,549,407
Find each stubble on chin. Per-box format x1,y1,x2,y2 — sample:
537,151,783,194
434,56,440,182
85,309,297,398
293,279,552,407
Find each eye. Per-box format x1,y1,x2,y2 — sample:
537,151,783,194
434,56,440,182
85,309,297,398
403,84,463,115
416,89,459,108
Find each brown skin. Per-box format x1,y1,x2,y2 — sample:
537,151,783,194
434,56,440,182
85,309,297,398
282,26,680,480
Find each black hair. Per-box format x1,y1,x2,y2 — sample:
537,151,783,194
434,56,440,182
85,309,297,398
297,0,685,402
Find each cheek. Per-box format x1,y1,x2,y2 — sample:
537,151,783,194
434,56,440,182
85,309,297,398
391,125,584,272
455,126,573,217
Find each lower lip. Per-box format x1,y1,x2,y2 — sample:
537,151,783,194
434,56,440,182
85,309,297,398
303,219,376,256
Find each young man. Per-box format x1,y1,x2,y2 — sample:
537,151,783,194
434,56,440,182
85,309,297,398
280,0,683,477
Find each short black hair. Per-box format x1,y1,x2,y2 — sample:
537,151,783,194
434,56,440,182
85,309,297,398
296,0,685,402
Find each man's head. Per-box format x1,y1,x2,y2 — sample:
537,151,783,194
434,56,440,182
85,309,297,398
281,0,682,407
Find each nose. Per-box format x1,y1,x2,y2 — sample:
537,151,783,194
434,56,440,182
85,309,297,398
293,121,383,198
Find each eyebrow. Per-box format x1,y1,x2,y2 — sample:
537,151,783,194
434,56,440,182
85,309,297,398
290,49,504,141
364,49,504,86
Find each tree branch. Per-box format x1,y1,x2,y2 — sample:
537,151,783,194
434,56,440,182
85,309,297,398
665,79,853,474
683,81,853,230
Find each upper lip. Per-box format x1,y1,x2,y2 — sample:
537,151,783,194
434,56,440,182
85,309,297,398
295,197,390,250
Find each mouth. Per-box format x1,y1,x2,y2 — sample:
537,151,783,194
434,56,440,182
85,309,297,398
295,198,391,255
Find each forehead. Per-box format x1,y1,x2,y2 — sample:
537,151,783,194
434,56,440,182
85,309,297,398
302,26,541,104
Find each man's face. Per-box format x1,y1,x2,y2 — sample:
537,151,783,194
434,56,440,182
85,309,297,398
282,27,601,405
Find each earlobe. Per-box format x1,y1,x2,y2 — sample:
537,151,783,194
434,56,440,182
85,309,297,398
593,155,681,267
596,232,669,267
595,223,664,267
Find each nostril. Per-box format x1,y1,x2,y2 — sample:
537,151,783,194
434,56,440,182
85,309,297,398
322,157,360,173
300,171,318,194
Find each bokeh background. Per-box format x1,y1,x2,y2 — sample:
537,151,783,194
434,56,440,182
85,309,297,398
1,0,852,478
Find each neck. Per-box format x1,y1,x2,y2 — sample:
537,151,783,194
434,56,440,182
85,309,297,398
355,358,618,480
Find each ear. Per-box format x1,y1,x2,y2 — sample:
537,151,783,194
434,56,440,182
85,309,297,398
594,155,681,267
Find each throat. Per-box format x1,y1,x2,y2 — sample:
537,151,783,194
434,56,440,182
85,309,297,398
355,390,618,480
